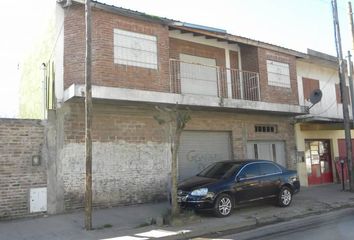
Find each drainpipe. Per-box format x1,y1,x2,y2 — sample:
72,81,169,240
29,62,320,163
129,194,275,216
41,63,47,119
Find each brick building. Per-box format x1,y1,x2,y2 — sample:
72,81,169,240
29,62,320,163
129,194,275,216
43,0,308,213
0,119,46,219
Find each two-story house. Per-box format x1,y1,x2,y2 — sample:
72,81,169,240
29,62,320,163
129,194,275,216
46,0,308,213
295,49,354,187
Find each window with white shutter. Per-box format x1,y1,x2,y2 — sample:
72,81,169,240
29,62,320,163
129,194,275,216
266,60,290,88
113,29,157,69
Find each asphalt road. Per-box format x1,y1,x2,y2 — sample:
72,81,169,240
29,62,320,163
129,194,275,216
206,208,354,240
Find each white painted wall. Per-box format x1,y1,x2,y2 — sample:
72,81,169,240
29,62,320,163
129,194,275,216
297,60,351,119
54,4,65,106
60,141,171,206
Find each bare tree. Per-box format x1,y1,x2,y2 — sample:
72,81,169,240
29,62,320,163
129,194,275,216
154,104,191,217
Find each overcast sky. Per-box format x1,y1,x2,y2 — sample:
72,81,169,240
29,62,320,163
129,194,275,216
0,0,351,117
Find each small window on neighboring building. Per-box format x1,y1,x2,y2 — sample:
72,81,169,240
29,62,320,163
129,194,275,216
302,77,319,101
266,60,290,88
335,83,351,104
255,125,277,133
113,29,158,69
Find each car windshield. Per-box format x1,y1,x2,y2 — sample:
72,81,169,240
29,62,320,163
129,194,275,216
197,162,242,179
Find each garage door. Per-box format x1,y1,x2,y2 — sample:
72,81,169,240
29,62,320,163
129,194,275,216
178,131,232,180
247,141,286,167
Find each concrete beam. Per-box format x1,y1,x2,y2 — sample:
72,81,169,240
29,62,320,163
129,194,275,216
63,84,307,115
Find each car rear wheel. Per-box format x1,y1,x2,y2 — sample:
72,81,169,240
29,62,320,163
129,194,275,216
213,193,233,217
278,186,292,207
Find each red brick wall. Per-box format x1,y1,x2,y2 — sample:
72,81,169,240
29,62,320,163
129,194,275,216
240,45,259,73
230,50,239,69
64,4,170,92
169,38,228,96
63,102,296,167
63,4,300,106
0,119,46,219
258,48,299,105
63,102,164,144
169,38,226,66
239,46,299,105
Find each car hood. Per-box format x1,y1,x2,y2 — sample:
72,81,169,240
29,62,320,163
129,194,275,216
178,176,220,192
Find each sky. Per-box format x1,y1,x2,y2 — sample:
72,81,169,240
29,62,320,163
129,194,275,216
0,0,55,118
0,0,352,118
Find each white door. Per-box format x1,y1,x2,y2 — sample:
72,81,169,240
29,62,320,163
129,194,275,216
247,141,286,167
179,54,218,96
178,131,232,180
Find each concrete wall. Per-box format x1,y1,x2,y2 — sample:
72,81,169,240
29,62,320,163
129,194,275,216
51,101,297,211
0,119,46,219
55,4,65,105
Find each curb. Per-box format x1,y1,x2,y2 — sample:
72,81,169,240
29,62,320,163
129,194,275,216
160,203,354,240
160,219,257,240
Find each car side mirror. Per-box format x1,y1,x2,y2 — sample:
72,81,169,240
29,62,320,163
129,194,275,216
236,176,241,182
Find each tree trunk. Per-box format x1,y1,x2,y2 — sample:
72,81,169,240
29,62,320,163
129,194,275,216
170,129,182,217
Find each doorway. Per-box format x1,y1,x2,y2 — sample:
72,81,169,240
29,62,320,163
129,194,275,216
247,141,286,167
305,140,333,185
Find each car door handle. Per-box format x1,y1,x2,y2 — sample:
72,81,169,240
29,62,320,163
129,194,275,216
249,180,261,186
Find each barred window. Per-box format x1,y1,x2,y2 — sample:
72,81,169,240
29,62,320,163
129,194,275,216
113,29,157,69
266,60,290,88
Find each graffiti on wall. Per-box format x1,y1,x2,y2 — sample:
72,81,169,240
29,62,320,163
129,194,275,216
186,150,222,171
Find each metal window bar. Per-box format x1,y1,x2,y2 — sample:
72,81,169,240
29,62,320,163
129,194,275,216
169,59,260,101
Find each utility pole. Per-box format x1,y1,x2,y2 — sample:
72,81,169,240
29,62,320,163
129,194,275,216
348,51,354,191
348,52,354,125
348,1,354,191
332,0,352,191
84,0,93,230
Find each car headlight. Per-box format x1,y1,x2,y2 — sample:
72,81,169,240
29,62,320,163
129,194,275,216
190,188,208,196
290,176,299,183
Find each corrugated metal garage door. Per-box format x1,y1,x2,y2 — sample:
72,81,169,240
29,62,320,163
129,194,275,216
247,141,286,167
178,131,232,180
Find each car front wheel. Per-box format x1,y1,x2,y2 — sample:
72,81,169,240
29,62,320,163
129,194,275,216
278,186,292,207
214,193,233,217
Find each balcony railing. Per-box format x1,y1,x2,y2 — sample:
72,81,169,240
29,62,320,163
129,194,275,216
169,59,260,101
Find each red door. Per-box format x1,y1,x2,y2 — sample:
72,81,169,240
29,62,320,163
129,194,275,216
337,139,354,182
305,140,333,185
337,139,354,159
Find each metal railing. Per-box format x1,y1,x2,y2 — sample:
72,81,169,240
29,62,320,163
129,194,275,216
169,59,260,101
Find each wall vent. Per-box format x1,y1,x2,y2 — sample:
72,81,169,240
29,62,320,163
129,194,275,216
255,125,277,133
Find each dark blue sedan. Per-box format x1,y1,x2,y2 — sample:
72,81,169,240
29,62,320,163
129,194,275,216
177,160,300,217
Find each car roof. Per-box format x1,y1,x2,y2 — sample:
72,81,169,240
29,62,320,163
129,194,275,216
217,159,277,165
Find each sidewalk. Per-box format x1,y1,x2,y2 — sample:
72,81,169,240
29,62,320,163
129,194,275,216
1,184,354,240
